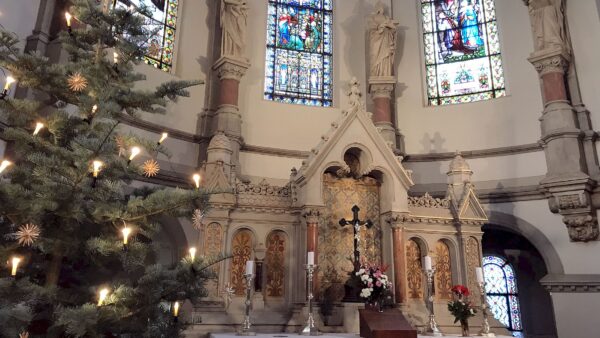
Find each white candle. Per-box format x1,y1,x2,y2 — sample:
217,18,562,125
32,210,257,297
424,256,432,271
476,267,484,284
245,260,254,275
307,251,315,265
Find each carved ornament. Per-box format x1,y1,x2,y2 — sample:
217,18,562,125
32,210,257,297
408,192,450,208
562,214,599,242
213,56,250,81
303,208,322,224
528,49,570,76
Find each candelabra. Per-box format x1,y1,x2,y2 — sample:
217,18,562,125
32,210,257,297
301,264,320,336
423,268,443,336
237,273,256,336
478,282,495,337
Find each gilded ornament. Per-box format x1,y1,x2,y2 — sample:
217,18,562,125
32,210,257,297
14,223,41,246
142,159,160,177
67,72,88,92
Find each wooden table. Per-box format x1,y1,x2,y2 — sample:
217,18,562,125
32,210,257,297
359,309,417,338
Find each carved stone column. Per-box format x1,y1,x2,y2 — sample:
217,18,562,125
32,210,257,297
386,213,409,305
369,77,400,152
528,48,599,242
212,56,250,174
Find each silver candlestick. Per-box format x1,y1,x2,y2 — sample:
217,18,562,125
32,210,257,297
301,264,321,336
237,273,256,336
478,282,495,337
423,268,443,336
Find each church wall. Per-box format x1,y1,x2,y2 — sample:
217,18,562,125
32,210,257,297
567,0,600,129
392,0,544,153
486,200,600,275
0,0,40,49
551,293,600,338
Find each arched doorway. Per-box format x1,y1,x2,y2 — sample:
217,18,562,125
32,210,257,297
482,226,557,338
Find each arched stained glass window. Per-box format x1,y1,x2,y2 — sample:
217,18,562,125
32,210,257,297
420,0,505,105
114,0,178,72
264,0,333,107
483,255,523,334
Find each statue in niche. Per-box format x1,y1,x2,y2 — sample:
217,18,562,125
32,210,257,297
368,2,399,77
220,0,249,59
524,0,567,51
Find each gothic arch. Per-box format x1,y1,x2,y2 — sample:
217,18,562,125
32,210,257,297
229,228,256,296
486,211,564,274
434,239,454,300
265,230,288,299
406,236,427,300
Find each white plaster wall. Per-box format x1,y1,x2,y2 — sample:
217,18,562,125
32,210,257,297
567,0,600,128
393,0,544,153
239,152,302,181
405,150,548,184
487,200,600,275
551,293,600,338
0,0,40,48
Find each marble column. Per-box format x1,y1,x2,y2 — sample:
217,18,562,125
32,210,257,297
528,48,598,242
387,213,409,305
369,77,399,151
303,209,321,298
212,56,250,175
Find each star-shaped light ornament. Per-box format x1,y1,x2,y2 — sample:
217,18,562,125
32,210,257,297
221,282,235,310
14,223,41,246
115,135,127,157
142,159,160,177
192,209,204,230
67,72,88,92
19,332,29,338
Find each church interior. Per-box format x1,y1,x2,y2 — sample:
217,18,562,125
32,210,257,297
1,0,600,337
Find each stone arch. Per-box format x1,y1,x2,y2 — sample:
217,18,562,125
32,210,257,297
341,143,374,175
156,215,189,265
434,239,453,300
229,227,255,296
406,236,427,300
265,230,288,299
486,211,564,274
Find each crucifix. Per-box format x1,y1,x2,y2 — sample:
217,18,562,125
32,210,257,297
339,205,373,272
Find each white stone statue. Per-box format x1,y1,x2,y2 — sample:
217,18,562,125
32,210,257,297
525,0,567,51
220,0,248,59
368,2,399,77
347,77,364,112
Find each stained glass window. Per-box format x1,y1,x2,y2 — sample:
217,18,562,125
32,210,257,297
114,0,178,72
483,255,523,333
420,0,505,106
264,0,333,107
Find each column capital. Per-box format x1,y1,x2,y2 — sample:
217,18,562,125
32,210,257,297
303,208,323,224
213,56,251,81
385,212,410,229
528,47,571,76
368,76,396,99
563,214,599,242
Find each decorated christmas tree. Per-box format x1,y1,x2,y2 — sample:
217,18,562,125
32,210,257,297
0,1,218,336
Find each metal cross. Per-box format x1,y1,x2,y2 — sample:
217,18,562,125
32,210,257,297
339,205,373,272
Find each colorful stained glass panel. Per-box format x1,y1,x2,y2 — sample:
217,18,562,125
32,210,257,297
483,255,522,333
420,0,505,106
265,0,333,106
115,0,178,72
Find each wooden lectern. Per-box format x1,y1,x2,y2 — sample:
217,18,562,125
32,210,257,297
359,309,417,338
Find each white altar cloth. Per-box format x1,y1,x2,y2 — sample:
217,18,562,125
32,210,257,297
210,334,513,338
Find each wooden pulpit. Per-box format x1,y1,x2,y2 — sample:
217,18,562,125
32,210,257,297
359,309,417,338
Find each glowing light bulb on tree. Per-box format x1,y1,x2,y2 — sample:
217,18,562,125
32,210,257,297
173,301,180,319
128,147,140,164
92,160,103,178
192,173,201,189
122,226,132,245
158,132,168,145
65,12,72,32
189,247,197,262
0,160,12,174
1,76,15,99
97,288,109,306
33,122,44,136
11,256,21,276
91,104,98,115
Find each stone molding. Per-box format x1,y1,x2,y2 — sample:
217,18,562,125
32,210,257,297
212,56,250,81
302,208,322,224
540,274,600,293
368,76,396,99
408,192,450,208
527,48,571,76
236,179,291,210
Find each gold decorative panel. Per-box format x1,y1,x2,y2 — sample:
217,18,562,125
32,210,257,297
230,229,254,296
435,241,452,300
466,236,481,300
265,230,286,298
406,239,424,299
319,174,381,301
203,222,223,298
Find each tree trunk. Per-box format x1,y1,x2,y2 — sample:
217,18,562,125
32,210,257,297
45,245,63,287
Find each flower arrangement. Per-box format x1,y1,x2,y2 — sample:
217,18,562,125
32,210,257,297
355,264,392,309
447,285,477,336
